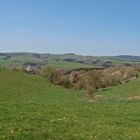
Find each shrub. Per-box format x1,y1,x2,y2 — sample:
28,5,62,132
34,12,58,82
76,76,86,89
60,76,72,88
39,66,56,82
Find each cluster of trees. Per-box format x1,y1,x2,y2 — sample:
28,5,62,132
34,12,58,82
38,65,140,99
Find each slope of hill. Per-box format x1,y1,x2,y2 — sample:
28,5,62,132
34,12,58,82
98,76,140,98
0,69,140,139
0,53,140,70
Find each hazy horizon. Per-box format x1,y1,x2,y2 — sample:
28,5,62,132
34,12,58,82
0,0,140,56
0,51,140,57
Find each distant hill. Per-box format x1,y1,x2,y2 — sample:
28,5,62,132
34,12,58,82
0,53,140,69
115,55,140,62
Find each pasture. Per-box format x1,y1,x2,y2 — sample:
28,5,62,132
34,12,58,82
0,69,140,140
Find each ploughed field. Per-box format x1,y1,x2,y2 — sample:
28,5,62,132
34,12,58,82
0,69,140,140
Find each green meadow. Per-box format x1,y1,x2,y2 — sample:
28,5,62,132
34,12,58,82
0,69,140,140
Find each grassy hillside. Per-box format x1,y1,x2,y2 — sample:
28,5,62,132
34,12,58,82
46,59,93,69
0,69,140,139
98,77,140,98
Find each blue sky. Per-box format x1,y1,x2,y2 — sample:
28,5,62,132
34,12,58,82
0,0,140,55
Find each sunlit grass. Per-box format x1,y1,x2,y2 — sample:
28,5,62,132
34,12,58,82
0,69,140,139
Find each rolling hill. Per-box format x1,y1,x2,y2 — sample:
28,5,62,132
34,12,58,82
0,68,140,139
0,53,140,70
